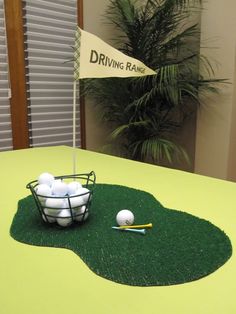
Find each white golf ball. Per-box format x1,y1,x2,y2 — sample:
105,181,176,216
116,209,134,226
38,172,55,187
56,209,72,227
35,184,52,204
73,206,89,222
51,179,62,187
42,208,57,223
45,197,64,209
51,181,68,196
69,195,84,208
62,198,70,209
36,184,52,196
77,187,91,203
67,181,82,196
45,197,64,218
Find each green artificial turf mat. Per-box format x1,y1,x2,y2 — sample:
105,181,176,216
10,184,232,286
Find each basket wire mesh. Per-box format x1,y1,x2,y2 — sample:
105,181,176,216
26,171,96,226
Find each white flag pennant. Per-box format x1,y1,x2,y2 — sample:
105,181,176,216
72,27,157,174
74,27,157,79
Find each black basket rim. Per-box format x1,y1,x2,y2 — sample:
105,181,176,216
26,171,96,189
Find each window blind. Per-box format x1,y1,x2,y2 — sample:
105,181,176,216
23,0,81,148
0,0,13,151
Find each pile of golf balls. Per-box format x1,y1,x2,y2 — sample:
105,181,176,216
35,172,91,227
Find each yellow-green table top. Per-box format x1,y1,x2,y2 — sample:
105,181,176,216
0,146,235,314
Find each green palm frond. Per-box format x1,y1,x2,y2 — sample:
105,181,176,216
131,137,190,164
109,119,150,140
158,64,180,105
84,0,224,167
125,86,158,113
106,0,137,35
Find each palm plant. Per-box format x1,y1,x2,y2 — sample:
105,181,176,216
83,0,223,166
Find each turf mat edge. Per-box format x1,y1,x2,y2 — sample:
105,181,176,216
10,184,232,286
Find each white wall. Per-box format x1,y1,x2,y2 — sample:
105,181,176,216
83,0,111,151
195,0,236,180
227,45,236,181
83,0,198,166
84,0,236,181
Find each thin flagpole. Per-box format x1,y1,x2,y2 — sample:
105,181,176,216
72,80,77,175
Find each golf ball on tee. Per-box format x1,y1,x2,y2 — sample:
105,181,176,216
116,209,134,226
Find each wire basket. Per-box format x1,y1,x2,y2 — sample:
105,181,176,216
26,171,96,227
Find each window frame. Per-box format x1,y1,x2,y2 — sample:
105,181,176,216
3,0,85,150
